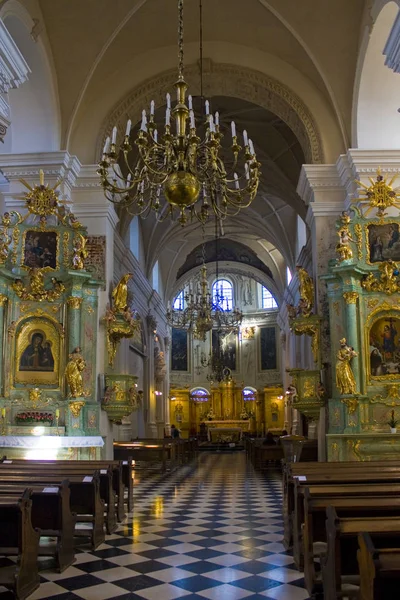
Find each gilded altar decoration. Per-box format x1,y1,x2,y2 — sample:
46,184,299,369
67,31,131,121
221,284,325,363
241,326,256,340
355,169,400,218
67,296,83,309
341,396,358,414
65,347,86,397
289,316,320,364
296,266,314,317
69,400,85,418
112,274,132,313
343,292,359,304
286,369,324,420
13,269,65,302
102,374,138,423
0,294,7,307
336,212,355,262
105,274,140,366
361,260,400,295
29,388,42,404
72,233,88,270
335,338,358,395
354,223,363,260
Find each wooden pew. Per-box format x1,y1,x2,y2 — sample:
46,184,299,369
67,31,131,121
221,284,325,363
0,489,40,600
114,439,175,473
0,480,75,573
322,507,400,600
252,444,284,470
357,532,400,600
2,456,134,515
0,462,116,535
0,470,105,549
284,462,400,548
303,493,400,596
293,480,400,570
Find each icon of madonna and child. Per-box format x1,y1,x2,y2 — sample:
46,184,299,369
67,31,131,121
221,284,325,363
19,331,54,372
24,231,57,270
369,317,400,377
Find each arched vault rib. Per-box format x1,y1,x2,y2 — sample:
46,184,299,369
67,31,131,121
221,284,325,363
98,61,324,164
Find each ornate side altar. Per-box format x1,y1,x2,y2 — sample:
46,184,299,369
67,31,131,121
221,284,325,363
325,171,400,460
0,171,103,459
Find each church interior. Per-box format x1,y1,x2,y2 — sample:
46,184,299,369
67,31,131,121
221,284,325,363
1,0,400,598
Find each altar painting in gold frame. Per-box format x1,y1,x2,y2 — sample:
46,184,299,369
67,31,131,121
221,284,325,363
366,222,400,264
14,316,62,386
21,228,59,271
368,315,400,381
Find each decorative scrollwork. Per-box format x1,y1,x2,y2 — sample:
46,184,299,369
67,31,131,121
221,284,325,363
12,269,65,302
361,260,400,295
69,400,85,418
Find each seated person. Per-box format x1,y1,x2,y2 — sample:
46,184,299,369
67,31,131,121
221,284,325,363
277,429,288,444
263,431,276,445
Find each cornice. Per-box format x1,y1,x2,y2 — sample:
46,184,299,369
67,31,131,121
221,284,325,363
297,164,342,205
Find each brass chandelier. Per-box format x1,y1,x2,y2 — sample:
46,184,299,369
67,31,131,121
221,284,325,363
98,0,260,226
166,263,243,341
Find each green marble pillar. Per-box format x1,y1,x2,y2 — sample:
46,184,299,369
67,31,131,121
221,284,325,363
343,292,360,393
67,296,82,352
0,294,7,394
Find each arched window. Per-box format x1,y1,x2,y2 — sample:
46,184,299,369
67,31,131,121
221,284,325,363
152,261,159,292
129,217,140,260
173,290,184,310
190,387,210,402
243,387,257,402
262,287,278,310
212,279,233,311
287,267,292,285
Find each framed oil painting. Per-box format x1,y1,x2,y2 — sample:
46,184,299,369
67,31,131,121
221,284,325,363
212,330,237,371
129,316,146,357
171,328,188,371
14,317,61,386
23,230,58,270
367,223,400,263
260,326,277,371
369,316,400,379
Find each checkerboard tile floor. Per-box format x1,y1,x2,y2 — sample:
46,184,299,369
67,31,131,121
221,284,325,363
0,453,310,599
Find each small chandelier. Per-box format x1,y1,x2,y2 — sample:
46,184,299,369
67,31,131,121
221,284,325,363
167,263,242,341
98,0,260,226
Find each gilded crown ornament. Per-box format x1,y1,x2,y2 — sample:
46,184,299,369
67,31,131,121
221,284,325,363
98,0,260,226
355,168,400,218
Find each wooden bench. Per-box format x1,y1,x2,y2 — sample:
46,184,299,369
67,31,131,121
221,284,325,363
321,507,400,600
0,462,116,536
284,461,400,548
293,479,400,570
0,479,75,573
0,469,105,549
0,489,40,600
302,492,400,596
252,444,284,470
357,532,400,600
114,440,175,473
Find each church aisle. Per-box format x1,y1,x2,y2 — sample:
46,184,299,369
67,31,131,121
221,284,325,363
0,453,310,600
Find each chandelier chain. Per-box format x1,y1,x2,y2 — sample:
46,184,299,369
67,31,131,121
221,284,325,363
178,0,184,79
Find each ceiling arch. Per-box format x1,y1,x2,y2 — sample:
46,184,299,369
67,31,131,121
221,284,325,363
98,61,324,165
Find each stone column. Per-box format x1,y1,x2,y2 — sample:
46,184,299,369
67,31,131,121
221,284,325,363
145,314,158,438
164,336,171,435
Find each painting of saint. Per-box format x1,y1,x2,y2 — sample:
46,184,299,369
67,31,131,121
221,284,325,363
19,331,54,371
24,231,57,269
369,316,400,377
171,328,188,371
368,224,400,263
260,326,277,370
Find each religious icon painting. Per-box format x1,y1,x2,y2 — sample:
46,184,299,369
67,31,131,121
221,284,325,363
171,328,188,371
369,315,400,380
260,326,277,370
367,223,400,263
23,229,58,270
14,317,61,386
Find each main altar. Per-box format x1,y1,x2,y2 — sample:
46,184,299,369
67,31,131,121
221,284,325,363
0,171,104,459
325,171,400,461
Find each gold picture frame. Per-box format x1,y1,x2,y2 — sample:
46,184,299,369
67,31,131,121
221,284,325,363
14,316,64,386
366,305,400,384
365,221,400,265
